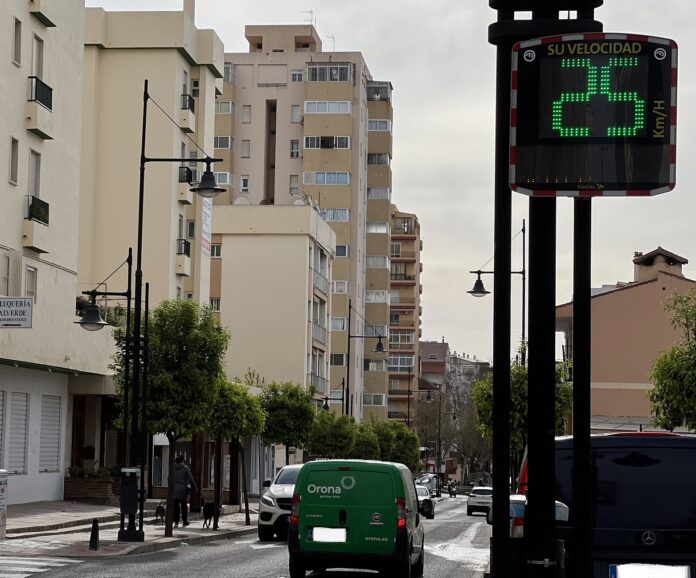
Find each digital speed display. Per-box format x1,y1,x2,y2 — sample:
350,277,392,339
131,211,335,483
510,33,677,196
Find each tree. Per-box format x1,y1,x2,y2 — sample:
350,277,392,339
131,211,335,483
650,286,696,431
368,415,396,462
307,411,356,458
260,381,316,464
207,379,265,528
387,421,420,472
112,299,229,537
350,423,381,460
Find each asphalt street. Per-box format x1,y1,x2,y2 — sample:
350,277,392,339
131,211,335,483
42,495,490,578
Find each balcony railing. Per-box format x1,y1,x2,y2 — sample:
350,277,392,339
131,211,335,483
313,270,329,294
179,166,193,183
388,342,415,350
181,94,195,113
25,195,49,225
390,296,416,305
312,323,327,344
391,250,416,259
176,238,191,257
391,273,416,281
28,76,53,111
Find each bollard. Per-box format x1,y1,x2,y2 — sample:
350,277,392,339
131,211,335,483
89,518,100,551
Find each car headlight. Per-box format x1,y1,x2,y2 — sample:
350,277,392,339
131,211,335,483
260,494,276,508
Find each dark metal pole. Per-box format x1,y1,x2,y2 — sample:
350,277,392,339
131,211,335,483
123,248,133,466
406,366,412,427
573,199,592,578
346,299,352,416
138,282,149,534
436,387,442,498
521,219,527,366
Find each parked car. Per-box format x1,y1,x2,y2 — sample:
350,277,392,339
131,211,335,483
258,464,303,541
288,460,425,577
415,473,437,496
467,486,493,515
415,484,435,519
516,433,696,578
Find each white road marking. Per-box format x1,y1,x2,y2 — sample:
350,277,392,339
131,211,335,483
425,520,490,571
0,556,82,578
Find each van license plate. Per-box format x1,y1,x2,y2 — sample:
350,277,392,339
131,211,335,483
609,564,689,578
313,527,346,543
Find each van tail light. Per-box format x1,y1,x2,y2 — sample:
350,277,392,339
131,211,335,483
511,516,524,538
396,497,407,529
290,493,301,525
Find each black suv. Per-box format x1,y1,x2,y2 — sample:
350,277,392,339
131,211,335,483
551,433,696,577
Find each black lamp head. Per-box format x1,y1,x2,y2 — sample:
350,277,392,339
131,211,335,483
75,300,108,331
468,272,490,297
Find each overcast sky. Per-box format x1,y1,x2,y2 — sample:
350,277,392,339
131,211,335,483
85,0,696,362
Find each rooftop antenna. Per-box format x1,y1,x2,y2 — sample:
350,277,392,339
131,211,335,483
327,34,336,51
302,9,315,26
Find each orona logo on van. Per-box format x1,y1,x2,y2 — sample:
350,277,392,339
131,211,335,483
307,476,356,495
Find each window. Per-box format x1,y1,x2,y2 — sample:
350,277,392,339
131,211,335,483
322,208,350,222
291,69,303,82
366,359,387,372
242,105,251,123
364,325,388,338
304,136,319,149
365,290,389,303
335,136,350,149
290,140,300,159
210,298,220,311
388,354,415,372
32,34,43,78
25,266,37,302
391,242,401,257
368,187,391,200
363,393,386,406
303,172,350,185
0,391,4,466
331,317,346,331
336,245,349,257
304,101,351,114
186,220,195,238
215,101,232,114
366,256,390,268
289,174,299,195
331,281,348,294
368,119,392,131
291,105,302,123
240,175,249,192
241,139,250,158
307,64,352,83
214,172,230,185
9,138,18,185
9,392,28,474
304,136,350,149
13,18,21,65
368,153,391,166
366,221,390,234
0,253,9,295
214,136,231,149
211,244,221,258
39,395,61,472
192,79,199,97
28,150,40,197
185,292,194,300
224,62,235,83
331,353,345,366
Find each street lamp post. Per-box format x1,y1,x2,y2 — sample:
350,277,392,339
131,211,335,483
406,366,413,427
425,384,454,498
322,378,345,411
468,219,527,365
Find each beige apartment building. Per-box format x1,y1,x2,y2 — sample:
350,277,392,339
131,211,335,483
556,247,696,432
214,25,398,422
0,0,116,504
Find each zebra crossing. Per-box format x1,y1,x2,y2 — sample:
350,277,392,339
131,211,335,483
0,556,82,577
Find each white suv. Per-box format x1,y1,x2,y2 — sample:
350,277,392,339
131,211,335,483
467,486,493,516
258,464,303,541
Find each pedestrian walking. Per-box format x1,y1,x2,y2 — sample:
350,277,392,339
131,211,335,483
173,454,197,527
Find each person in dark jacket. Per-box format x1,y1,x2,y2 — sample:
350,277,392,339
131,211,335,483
173,454,197,527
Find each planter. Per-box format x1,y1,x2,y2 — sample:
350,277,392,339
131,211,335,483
64,476,116,504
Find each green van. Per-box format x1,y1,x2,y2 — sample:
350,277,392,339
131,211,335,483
287,459,425,578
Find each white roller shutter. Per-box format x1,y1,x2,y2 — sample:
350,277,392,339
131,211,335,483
0,391,5,466
9,392,28,474
39,395,60,472
28,150,40,198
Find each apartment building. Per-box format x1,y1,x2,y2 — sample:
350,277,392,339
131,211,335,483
0,0,117,504
388,209,423,423
79,1,223,490
214,25,394,421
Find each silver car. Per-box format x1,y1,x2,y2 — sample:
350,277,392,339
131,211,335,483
258,464,303,541
467,486,493,516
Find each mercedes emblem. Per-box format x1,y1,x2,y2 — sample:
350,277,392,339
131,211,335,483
641,530,657,546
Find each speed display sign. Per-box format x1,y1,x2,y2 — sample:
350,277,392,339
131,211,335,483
510,33,677,196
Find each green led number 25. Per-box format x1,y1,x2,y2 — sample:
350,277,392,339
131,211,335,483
551,56,645,137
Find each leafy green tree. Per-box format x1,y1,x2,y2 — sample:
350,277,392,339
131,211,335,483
112,299,229,537
307,411,356,458
650,286,696,431
350,423,381,460
207,379,265,527
260,381,316,464
368,415,396,461
387,421,420,472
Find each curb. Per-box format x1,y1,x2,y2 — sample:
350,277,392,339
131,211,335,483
126,525,259,556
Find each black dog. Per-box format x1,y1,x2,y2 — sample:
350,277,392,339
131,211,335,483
154,500,166,525
200,497,217,528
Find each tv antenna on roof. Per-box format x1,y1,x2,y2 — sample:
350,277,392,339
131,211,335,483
327,34,335,51
302,9,315,26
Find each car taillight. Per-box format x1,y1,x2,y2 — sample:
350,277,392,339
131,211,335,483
511,516,524,538
290,493,301,525
396,497,407,529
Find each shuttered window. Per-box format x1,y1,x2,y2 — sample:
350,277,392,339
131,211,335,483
39,395,60,472
9,392,28,474
28,150,40,198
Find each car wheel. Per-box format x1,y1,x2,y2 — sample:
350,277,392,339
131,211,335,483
412,539,425,577
257,524,274,541
277,527,289,541
289,556,306,578
466,507,473,516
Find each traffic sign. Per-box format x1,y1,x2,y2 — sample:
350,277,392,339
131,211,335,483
0,298,33,328
510,33,677,196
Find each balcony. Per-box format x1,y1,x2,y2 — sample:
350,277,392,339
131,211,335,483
176,238,191,276
391,250,416,261
312,323,327,345
390,296,416,307
388,341,416,351
309,374,327,393
177,166,193,204
392,219,416,240
391,273,416,283
23,195,50,253
313,270,329,295
29,0,57,26
179,94,196,133
26,77,53,139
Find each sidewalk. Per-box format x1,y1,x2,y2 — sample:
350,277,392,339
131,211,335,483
0,499,259,558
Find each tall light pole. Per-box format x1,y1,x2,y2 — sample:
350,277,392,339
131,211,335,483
406,366,413,427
